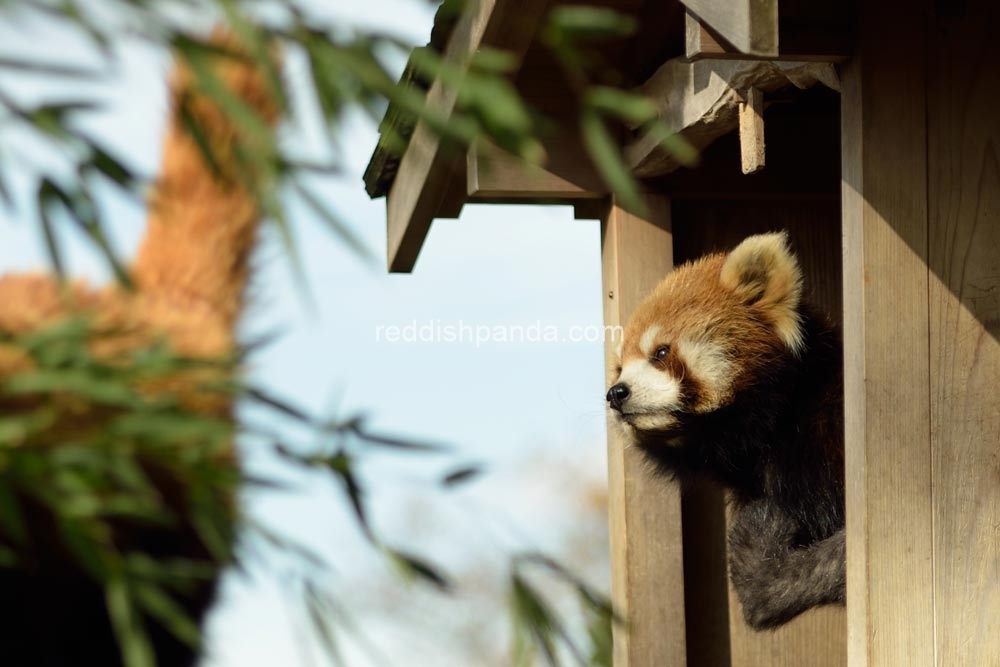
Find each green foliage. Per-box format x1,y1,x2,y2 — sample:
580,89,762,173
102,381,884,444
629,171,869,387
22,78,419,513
542,5,697,215
0,2,655,665
0,319,236,667
509,553,619,667
0,0,697,270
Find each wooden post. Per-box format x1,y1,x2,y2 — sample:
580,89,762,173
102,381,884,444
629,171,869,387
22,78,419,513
926,0,1000,663
601,196,688,667
841,0,935,664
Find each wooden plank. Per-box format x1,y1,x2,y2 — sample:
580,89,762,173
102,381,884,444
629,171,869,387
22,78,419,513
625,57,839,177
672,201,846,667
926,0,1000,663
466,138,605,203
738,87,764,174
602,196,688,667
679,0,778,57
684,10,851,63
840,0,934,662
385,0,550,272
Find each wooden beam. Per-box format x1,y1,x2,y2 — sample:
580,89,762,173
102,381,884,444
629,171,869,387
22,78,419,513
738,87,764,174
602,196,688,667
625,57,839,178
466,138,605,203
679,0,778,57
684,11,851,63
385,0,550,273
841,0,935,662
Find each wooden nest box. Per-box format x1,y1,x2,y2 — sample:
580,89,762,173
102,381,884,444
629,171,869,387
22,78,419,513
364,0,1000,664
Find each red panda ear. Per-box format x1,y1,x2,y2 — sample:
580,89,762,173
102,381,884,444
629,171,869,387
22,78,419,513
720,232,804,354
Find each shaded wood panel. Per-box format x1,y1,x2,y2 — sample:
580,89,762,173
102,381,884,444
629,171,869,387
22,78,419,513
679,0,778,56
601,197,688,667
927,0,1000,663
684,8,851,63
672,200,846,667
653,86,842,201
840,0,935,662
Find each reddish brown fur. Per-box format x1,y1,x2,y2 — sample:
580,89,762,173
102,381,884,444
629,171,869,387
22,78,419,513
608,234,846,630
620,253,790,413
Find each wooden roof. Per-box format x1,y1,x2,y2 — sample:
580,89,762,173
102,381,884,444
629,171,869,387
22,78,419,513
364,0,848,272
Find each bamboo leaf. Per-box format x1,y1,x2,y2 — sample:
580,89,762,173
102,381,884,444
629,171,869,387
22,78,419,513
386,547,451,592
36,178,67,280
293,181,375,264
441,464,483,487
105,572,156,667
586,87,657,126
580,109,644,216
0,57,101,78
546,6,637,41
305,582,346,666
134,581,201,648
638,120,700,168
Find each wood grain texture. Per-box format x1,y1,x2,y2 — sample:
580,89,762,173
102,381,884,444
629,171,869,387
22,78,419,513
602,196,688,667
738,87,765,174
466,138,605,202
840,0,935,662
385,0,549,272
927,0,1000,663
672,200,846,667
679,0,778,56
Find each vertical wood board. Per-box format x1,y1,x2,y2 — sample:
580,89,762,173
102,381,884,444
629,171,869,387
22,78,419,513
840,0,935,661
602,197,688,667
927,0,1000,663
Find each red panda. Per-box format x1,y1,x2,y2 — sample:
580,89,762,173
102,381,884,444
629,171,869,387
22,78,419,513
607,232,845,629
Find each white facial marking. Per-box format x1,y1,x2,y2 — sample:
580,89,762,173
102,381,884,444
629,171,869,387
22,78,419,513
614,339,623,361
638,325,662,359
616,358,682,431
676,336,732,412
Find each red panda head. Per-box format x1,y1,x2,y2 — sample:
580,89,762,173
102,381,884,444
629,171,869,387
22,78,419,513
607,232,804,435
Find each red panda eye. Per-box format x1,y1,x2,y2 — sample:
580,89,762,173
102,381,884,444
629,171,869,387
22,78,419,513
653,345,671,361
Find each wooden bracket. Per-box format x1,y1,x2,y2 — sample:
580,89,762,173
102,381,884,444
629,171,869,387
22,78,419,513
625,57,839,178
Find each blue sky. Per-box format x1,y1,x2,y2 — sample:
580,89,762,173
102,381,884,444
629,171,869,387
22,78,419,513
0,2,611,664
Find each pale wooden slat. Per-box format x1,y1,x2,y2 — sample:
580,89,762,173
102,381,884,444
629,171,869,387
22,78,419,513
385,0,549,272
601,196,688,667
679,0,778,57
927,0,1000,663
840,0,935,662
737,87,765,174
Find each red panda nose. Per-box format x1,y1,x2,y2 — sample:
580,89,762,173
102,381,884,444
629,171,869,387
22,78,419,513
607,383,630,411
